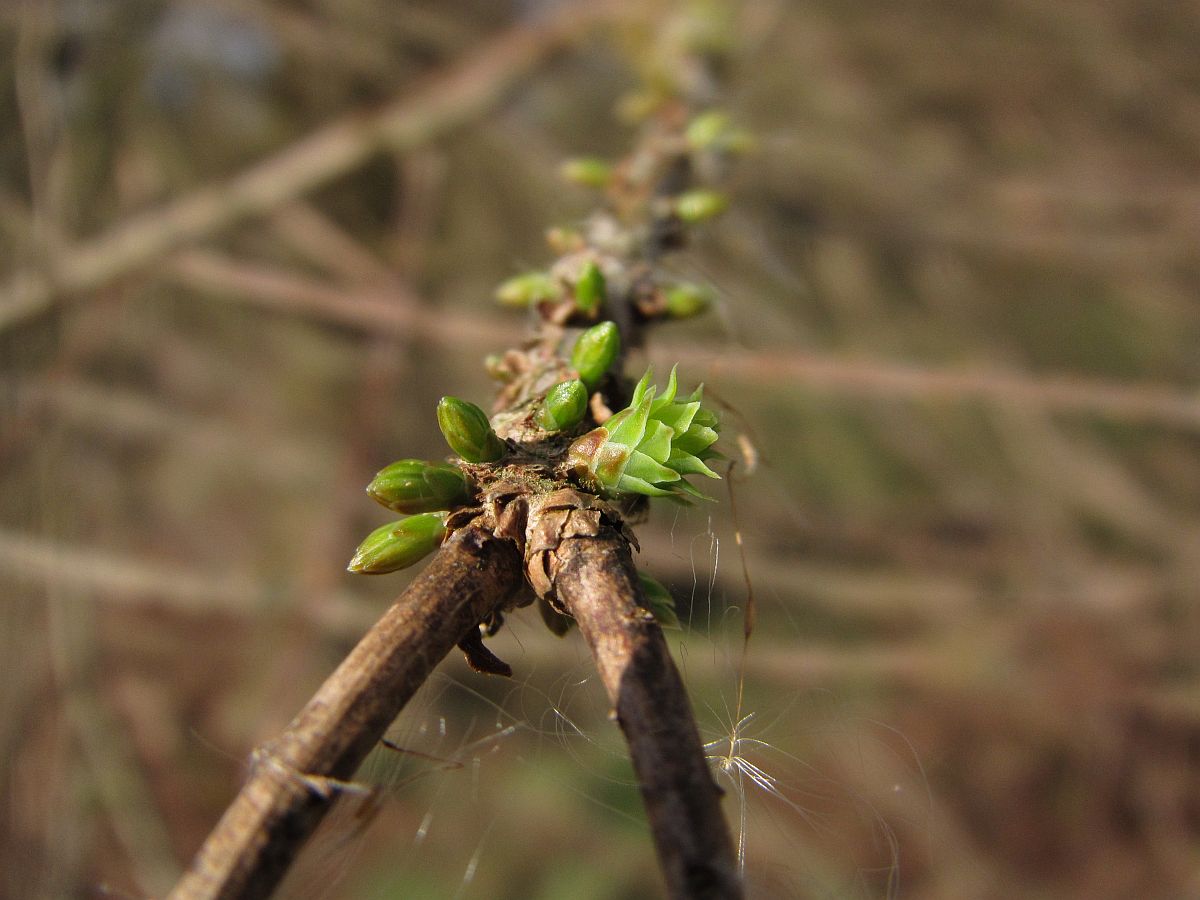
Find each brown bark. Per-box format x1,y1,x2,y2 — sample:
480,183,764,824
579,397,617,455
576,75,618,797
169,524,522,900
553,529,742,899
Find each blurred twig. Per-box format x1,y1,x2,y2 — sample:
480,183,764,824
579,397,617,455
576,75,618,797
0,2,614,334
161,249,521,349
158,251,1200,431
667,345,1200,431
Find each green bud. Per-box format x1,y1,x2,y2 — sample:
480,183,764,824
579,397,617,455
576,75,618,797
574,261,606,314
495,271,558,308
535,379,588,432
366,459,469,514
685,111,731,149
638,573,680,628
546,225,582,253
616,89,664,124
437,397,506,463
675,189,728,223
664,282,714,319
348,512,448,574
559,157,612,188
685,111,755,154
570,321,621,390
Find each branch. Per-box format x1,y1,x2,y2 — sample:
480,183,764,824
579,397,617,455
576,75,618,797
553,529,741,899
167,524,522,900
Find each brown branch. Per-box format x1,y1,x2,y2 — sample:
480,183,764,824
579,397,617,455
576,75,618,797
553,529,742,899
167,524,523,900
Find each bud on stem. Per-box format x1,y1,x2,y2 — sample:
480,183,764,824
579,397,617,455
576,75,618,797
664,282,714,319
347,512,448,574
574,261,606,314
570,321,620,390
366,459,470,513
495,271,558,308
675,189,728,223
559,157,612,188
535,379,588,432
437,397,506,463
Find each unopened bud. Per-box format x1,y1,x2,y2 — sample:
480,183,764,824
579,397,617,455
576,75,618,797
348,512,448,574
535,379,588,432
366,459,469,514
559,157,612,188
546,226,583,254
570,321,620,390
664,282,713,319
675,189,728,223
495,271,558,308
685,111,731,149
574,261,606,314
685,110,755,155
437,397,506,463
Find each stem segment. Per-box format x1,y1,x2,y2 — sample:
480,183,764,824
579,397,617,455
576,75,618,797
554,530,742,899
169,524,522,900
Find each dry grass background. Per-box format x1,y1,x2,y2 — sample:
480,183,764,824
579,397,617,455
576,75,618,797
2,1,1199,897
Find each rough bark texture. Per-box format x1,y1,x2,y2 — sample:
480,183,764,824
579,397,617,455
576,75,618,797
553,529,742,900
169,524,522,900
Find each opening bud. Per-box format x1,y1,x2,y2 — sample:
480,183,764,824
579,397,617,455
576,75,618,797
437,397,506,463
347,512,448,574
366,459,469,514
675,189,729,223
535,379,589,432
570,321,620,390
